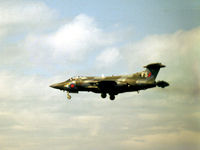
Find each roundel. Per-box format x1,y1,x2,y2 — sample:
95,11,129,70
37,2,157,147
148,72,152,77
70,83,75,88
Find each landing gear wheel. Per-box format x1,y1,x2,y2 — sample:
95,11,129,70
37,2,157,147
101,93,107,98
67,95,71,99
109,94,115,100
67,92,71,100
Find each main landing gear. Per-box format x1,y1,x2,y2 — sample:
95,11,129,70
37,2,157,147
101,93,115,100
109,94,115,100
101,93,107,98
67,91,71,100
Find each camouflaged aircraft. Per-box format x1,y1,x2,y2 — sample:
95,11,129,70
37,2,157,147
50,63,169,100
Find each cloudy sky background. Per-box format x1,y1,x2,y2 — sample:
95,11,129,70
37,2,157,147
0,0,200,150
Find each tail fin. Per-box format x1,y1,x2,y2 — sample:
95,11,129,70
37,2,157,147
144,63,165,81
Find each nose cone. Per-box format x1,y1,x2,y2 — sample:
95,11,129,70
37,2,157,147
50,83,63,89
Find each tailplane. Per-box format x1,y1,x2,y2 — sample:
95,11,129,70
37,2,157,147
156,80,169,88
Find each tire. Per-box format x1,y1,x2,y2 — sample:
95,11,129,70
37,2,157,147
67,95,71,99
101,93,106,98
109,95,115,100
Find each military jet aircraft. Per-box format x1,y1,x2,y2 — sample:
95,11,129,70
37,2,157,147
50,63,169,100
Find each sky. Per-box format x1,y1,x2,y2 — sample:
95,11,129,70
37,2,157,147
0,0,200,150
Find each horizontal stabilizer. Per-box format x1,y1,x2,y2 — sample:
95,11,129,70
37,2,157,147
144,63,165,69
156,80,169,88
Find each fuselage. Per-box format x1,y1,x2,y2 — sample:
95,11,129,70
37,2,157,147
50,72,156,94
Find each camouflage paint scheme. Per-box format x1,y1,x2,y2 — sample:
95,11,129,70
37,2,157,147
50,63,169,100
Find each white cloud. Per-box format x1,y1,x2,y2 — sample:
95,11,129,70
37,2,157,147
24,14,116,65
0,71,66,101
0,1,55,25
123,27,200,69
0,1,56,39
49,15,104,54
122,130,199,150
0,11,118,72
122,27,200,98
96,47,122,68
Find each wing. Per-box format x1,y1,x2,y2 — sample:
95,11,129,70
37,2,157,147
97,80,117,93
96,80,128,93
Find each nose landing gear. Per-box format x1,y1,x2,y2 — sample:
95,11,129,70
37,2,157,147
67,91,71,100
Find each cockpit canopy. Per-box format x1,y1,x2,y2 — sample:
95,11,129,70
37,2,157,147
65,76,82,82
